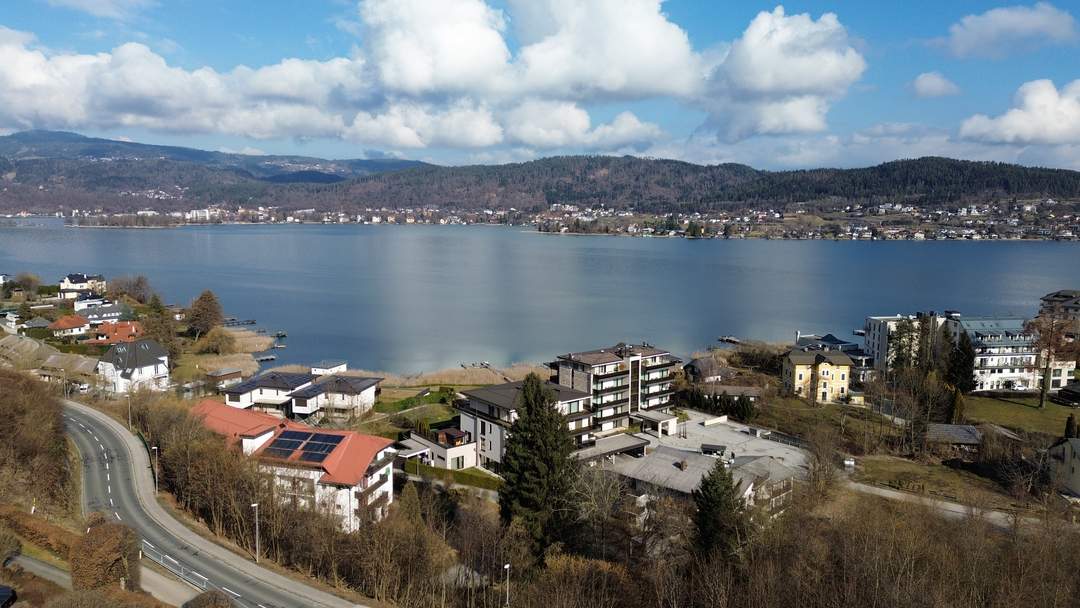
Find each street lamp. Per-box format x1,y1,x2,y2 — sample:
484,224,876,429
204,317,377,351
150,446,159,494
251,503,260,563
503,563,510,607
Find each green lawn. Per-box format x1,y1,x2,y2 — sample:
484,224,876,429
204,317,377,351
373,388,454,414
404,460,502,491
852,455,1022,511
963,395,1073,437
753,396,897,454
356,403,457,440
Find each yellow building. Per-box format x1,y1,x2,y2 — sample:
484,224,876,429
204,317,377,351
782,349,854,403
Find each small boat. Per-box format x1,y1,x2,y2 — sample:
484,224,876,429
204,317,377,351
273,331,287,338
255,355,277,362
272,343,287,349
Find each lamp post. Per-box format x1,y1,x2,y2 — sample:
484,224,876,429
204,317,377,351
126,393,132,430
503,563,510,607
150,446,159,494
251,503,260,563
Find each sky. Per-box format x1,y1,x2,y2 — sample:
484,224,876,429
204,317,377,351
1,1,1080,169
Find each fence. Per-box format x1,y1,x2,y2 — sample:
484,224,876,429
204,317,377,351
141,539,211,592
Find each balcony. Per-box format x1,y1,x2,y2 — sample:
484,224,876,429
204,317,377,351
366,454,395,475
644,358,678,371
593,367,629,380
593,406,629,423
641,373,671,385
593,397,629,410
593,382,629,396
356,473,390,501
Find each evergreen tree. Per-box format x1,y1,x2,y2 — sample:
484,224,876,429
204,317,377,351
17,300,32,324
499,373,577,556
932,324,954,375
948,331,977,393
692,459,749,558
187,290,224,340
1066,414,1077,439
890,319,917,370
142,297,180,365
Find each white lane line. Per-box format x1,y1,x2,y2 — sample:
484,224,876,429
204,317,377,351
106,473,110,482
92,434,99,441
104,462,109,470
221,587,240,597
107,485,111,494
109,498,115,507
259,604,269,608
114,512,121,521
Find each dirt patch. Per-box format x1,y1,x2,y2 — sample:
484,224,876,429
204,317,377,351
223,328,274,353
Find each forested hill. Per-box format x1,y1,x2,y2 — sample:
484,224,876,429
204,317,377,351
0,130,1078,213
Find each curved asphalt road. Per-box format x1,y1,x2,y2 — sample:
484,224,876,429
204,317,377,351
64,400,363,608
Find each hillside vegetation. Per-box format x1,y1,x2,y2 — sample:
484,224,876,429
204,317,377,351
1,131,1079,213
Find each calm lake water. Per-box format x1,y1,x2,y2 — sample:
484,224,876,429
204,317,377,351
2,219,1078,373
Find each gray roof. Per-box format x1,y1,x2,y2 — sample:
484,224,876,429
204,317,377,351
289,375,381,398
573,433,652,461
925,423,982,445
633,409,677,423
206,367,243,377
608,445,720,493
557,342,671,366
23,316,52,329
785,349,854,366
41,352,99,377
683,358,737,379
83,303,134,322
225,371,314,394
464,380,589,410
312,359,346,369
100,339,167,377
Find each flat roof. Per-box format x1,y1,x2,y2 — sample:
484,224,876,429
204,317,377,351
632,410,677,423
573,433,650,461
609,445,717,494
312,359,346,368
557,342,671,366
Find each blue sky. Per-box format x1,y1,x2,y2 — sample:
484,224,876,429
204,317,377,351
1,1,1079,169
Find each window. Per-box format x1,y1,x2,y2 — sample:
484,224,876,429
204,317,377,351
797,373,803,381
228,394,240,403
841,373,846,381
567,401,581,413
451,456,465,470
1053,368,1063,377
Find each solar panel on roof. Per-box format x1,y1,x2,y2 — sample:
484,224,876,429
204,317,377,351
303,442,337,454
298,451,329,463
264,447,294,460
268,438,303,451
311,433,344,445
280,430,313,441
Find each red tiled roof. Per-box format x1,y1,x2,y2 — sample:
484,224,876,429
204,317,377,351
49,315,89,330
191,399,293,445
86,321,144,345
192,400,392,486
254,426,393,487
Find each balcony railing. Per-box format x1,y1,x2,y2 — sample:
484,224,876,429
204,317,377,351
644,359,678,370
593,367,629,380
593,382,629,395
366,454,395,475
356,473,390,501
641,373,671,384
593,406,629,423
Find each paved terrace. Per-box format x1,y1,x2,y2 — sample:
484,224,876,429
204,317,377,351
644,409,809,472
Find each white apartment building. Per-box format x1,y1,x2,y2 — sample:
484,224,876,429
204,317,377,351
864,312,951,371
458,380,592,473
555,342,678,432
192,400,395,528
946,316,1076,392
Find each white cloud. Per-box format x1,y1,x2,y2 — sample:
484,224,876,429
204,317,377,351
346,101,503,148
700,7,866,141
942,2,1078,58
911,72,960,98
45,0,155,20
960,79,1080,144
503,100,661,148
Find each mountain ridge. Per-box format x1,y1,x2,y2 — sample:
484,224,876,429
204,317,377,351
1,131,1078,213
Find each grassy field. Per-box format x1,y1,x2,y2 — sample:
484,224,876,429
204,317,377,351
963,395,1073,437
373,388,455,414
356,403,457,440
754,396,898,454
403,460,502,491
852,455,1023,511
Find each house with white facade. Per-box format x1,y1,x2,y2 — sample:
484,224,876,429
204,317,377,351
224,371,316,416
96,338,170,393
399,427,477,471
311,360,348,376
83,303,134,326
458,380,592,473
946,316,1076,393
59,273,106,299
192,399,395,527
49,314,90,338
864,312,952,371
74,295,109,312
287,375,382,420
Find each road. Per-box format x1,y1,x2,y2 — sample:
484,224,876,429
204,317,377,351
64,400,363,608
845,481,1037,529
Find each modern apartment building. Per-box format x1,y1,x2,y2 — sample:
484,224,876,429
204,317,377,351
554,342,678,432
945,316,1076,392
863,312,952,371
458,380,592,472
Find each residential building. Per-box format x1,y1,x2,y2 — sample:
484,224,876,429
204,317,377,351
96,338,170,393
782,349,853,403
85,321,143,345
1040,289,1080,321
945,316,1076,392
83,303,134,326
287,375,382,420
863,312,951,371
192,400,395,527
796,331,873,381
399,427,477,470
554,342,679,432
458,380,592,472
20,316,52,331
224,371,316,416
206,367,244,390
37,352,99,392
0,273,10,287
311,360,348,376
59,273,106,298
683,357,738,384
49,314,90,338
1048,437,1080,497
73,295,109,311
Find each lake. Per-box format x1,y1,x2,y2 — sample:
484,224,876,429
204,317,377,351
1,219,1078,373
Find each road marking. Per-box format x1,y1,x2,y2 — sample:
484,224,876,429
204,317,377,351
105,462,109,470
110,498,115,507
221,587,240,597
144,541,155,550
114,512,121,521
106,473,110,482
107,485,111,494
